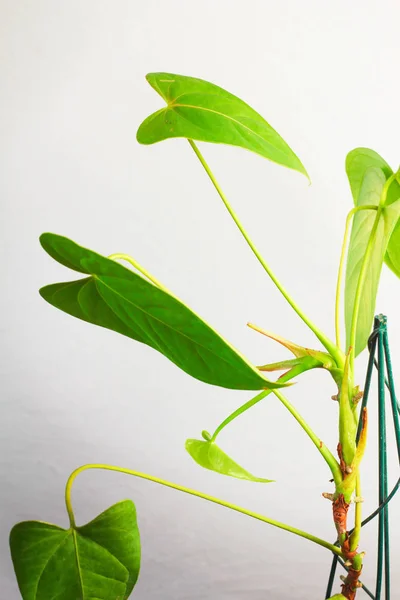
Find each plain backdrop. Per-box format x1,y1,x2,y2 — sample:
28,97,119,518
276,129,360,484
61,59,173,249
1,1,400,598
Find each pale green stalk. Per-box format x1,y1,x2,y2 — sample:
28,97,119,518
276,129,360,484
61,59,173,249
272,390,342,486
334,205,378,351
65,463,343,556
211,366,303,441
211,390,269,441
188,139,343,367
109,253,170,292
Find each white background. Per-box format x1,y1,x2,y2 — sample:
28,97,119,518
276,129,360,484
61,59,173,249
1,1,400,598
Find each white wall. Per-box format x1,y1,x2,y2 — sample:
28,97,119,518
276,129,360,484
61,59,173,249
1,1,400,598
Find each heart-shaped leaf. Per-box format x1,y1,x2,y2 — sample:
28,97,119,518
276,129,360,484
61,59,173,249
10,500,140,600
346,147,400,278
40,233,286,391
185,438,273,483
344,166,400,355
137,72,308,177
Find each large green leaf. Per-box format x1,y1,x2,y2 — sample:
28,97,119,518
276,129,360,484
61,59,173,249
344,167,400,355
137,72,308,177
39,233,286,391
10,500,140,600
346,147,400,277
186,438,273,483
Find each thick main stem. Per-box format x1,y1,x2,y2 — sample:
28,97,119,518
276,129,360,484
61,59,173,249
188,139,343,366
65,463,343,555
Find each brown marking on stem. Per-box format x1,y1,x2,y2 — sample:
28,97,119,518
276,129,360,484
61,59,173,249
337,443,347,477
341,566,363,600
342,536,358,561
332,494,350,537
352,386,364,405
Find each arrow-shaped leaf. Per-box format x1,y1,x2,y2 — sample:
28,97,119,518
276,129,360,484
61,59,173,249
185,438,273,483
137,72,308,177
39,233,286,391
10,500,140,600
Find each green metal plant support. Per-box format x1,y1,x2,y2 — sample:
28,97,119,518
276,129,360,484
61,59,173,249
325,315,400,599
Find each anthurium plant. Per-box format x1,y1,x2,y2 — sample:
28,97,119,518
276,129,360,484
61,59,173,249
9,73,400,600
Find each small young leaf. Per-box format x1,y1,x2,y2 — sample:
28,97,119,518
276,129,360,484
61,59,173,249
346,147,400,278
10,500,140,600
344,168,400,355
185,438,273,483
137,72,308,177
40,233,287,391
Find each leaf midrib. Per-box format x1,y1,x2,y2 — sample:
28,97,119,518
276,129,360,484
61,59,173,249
93,274,266,385
168,102,284,152
72,527,129,600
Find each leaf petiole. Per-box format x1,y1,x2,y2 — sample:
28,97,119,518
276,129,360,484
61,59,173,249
108,253,170,293
188,139,343,367
65,463,343,556
211,366,302,441
272,390,343,486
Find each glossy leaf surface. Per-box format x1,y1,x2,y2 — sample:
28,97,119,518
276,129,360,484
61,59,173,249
137,72,308,177
40,233,285,391
10,500,140,600
344,167,400,355
185,438,273,483
346,147,400,277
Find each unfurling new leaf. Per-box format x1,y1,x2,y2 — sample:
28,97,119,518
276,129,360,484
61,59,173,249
137,72,308,177
10,500,141,600
346,148,400,279
39,233,287,391
344,156,400,355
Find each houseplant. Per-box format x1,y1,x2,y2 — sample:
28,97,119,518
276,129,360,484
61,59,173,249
9,72,400,599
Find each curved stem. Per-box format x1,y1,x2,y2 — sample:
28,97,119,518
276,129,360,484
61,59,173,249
187,139,343,367
108,253,170,293
211,390,269,441
334,205,378,350
65,463,343,556
272,390,342,486
211,366,301,441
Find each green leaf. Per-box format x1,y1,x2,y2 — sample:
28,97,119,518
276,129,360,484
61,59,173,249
346,147,400,277
10,500,140,600
185,438,273,483
326,596,346,600
39,233,286,391
346,148,394,202
344,167,400,355
137,72,308,177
